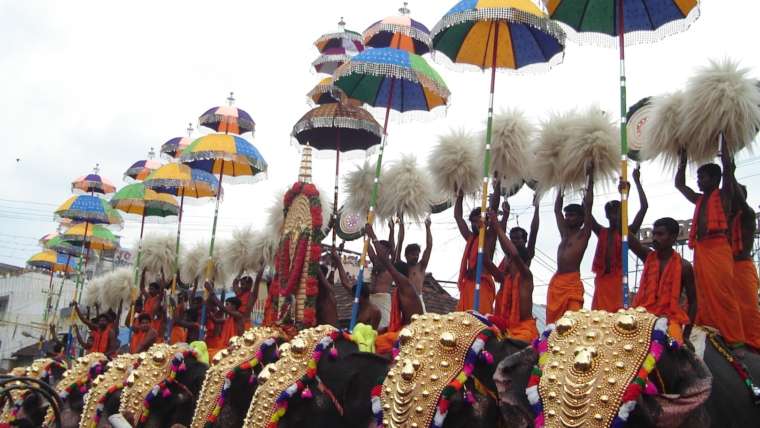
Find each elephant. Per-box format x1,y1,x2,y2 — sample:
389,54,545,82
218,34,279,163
1,358,68,428
493,310,760,428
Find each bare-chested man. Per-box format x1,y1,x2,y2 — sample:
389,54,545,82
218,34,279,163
365,228,394,329
397,216,432,311
546,164,594,324
730,183,760,350
590,166,648,312
334,245,381,330
500,192,540,266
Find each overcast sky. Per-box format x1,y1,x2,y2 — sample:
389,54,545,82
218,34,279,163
1,0,758,304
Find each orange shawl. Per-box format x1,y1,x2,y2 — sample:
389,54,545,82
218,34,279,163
633,251,688,325
731,209,743,257
495,269,521,327
387,288,403,333
592,228,621,274
688,191,727,249
219,317,237,348
130,330,146,353
89,325,111,354
143,295,160,317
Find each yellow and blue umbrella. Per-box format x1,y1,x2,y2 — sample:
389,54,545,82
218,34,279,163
333,46,450,330
54,194,124,228
543,0,700,308
27,250,77,274
431,0,565,311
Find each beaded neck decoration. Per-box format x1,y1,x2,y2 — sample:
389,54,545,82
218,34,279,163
242,325,340,428
118,343,198,426
526,308,672,428
79,353,141,428
44,352,109,426
2,359,60,424
706,333,760,401
0,367,28,424
191,327,286,428
374,312,500,428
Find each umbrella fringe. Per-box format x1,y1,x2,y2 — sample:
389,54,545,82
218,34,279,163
334,61,450,99
292,116,383,139
363,23,432,49
430,48,564,74
314,30,363,48
431,8,566,46
312,53,352,67
181,151,268,177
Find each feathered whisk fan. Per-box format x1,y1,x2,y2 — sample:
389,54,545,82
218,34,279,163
557,108,620,190
221,226,259,278
180,241,207,285
344,161,385,219
139,234,177,281
266,189,286,239
483,109,534,192
678,58,760,164
197,241,228,289
428,129,480,199
376,154,433,222
642,91,687,167
533,112,575,192
253,228,279,270
83,276,104,308
101,267,134,311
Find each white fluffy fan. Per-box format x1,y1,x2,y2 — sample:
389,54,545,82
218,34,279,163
101,267,134,311
198,241,228,289
428,129,480,198
376,154,433,222
83,276,104,307
558,108,620,190
253,228,280,269
221,226,259,278
180,241,207,285
344,161,385,218
533,112,575,191
482,109,534,192
642,91,687,166
678,58,760,164
139,234,177,280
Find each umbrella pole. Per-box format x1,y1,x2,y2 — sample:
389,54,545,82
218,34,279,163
67,221,91,359
618,0,630,308
332,131,341,249
200,162,225,339
350,78,396,331
165,191,185,342
127,212,147,344
473,22,500,312
43,269,54,323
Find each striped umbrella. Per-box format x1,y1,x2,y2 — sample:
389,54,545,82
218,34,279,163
431,0,565,311
333,46,449,329
543,0,700,307
61,223,120,252
314,17,364,53
199,92,255,135
124,149,161,182
363,4,432,55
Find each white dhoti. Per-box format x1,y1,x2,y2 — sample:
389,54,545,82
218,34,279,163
370,292,391,329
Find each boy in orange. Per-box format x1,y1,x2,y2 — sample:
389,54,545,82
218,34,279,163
233,273,260,330
73,302,117,356
204,281,245,354
130,313,158,353
139,268,166,342
486,212,538,343
629,217,696,343
730,184,760,350
675,150,746,345
454,190,495,314
547,164,594,324
590,166,648,312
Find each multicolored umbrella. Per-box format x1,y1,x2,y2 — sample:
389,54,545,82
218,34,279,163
71,170,117,195
27,250,77,273
54,194,124,228
124,149,161,182
43,235,81,257
314,18,364,53
431,0,565,311
61,223,120,251
179,134,268,184
198,92,255,135
293,101,383,247
544,0,700,307
312,47,354,75
38,232,60,247
307,77,363,106
110,183,179,222
363,5,432,55
160,124,195,159
333,46,449,329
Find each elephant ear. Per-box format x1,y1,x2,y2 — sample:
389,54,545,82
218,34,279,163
631,347,712,428
494,346,538,428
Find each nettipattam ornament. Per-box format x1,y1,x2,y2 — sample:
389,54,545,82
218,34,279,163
79,353,141,428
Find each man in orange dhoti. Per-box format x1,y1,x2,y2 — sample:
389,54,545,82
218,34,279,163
233,273,260,331
730,185,760,350
454,191,495,314
139,270,166,343
629,217,696,343
130,313,159,353
676,151,745,345
487,212,538,343
547,165,594,325
591,167,648,312
204,281,245,357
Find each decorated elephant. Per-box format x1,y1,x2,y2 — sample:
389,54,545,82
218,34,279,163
78,352,141,428
117,343,208,428
0,358,68,427
493,308,760,428
190,327,287,428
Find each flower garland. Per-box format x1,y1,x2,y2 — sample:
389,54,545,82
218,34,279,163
267,330,340,428
708,333,760,401
60,359,106,401
204,338,278,427
138,349,197,424
374,318,500,428
526,318,672,428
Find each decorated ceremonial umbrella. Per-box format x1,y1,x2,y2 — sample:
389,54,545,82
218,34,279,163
179,128,267,338
431,0,565,311
198,92,255,135
313,47,355,75
124,148,161,182
71,166,117,196
543,0,700,307
27,250,78,322
44,235,80,256
292,101,383,247
61,223,120,252
314,17,365,53
160,124,195,160
363,2,432,55
333,46,449,329
38,232,60,247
